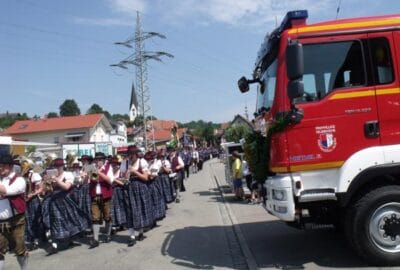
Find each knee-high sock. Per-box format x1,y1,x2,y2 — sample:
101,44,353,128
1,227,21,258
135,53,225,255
0,260,4,270
17,255,28,270
93,224,101,241
105,222,112,236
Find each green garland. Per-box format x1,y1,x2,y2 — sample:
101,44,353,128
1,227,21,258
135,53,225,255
243,113,291,184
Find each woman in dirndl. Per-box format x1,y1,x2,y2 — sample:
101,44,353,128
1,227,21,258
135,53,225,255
146,151,166,222
69,160,91,224
157,151,175,204
125,146,154,247
41,158,90,254
109,156,129,230
25,169,44,250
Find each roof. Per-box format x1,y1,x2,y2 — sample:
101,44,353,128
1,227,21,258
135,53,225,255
147,129,172,142
148,120,177,131
231,114,254,129
4,114,110,135
289,13,400,35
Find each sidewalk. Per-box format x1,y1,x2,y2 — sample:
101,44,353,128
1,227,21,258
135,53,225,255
209,160,377,270
6,160,242,270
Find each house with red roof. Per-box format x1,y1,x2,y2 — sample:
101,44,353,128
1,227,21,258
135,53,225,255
4,114,113,145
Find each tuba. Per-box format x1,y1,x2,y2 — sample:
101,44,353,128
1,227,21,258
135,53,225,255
21,158,34,176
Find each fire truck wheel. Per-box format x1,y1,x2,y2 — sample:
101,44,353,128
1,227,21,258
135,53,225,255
348,185,400,266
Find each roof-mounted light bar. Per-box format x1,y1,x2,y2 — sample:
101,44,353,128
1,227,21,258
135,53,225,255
279,10,308,32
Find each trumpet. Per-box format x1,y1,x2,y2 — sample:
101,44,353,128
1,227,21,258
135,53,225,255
90,168,99,182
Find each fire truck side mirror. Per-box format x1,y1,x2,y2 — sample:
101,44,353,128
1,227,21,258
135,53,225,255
237,77,261,93
288,80,304,101
238,76,250,93
286,42,304,80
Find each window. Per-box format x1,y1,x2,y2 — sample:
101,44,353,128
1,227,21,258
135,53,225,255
54,137,59,144
370,37,394,85
256,59,277,112
295,40,365,104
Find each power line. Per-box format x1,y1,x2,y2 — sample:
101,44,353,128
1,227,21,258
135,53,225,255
0,21,111,45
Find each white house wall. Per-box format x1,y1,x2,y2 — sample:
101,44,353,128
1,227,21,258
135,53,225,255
12,129,91,144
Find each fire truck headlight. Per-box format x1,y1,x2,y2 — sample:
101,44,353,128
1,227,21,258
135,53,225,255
272,189,287,201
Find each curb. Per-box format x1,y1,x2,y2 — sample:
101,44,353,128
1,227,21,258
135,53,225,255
208,161,259,270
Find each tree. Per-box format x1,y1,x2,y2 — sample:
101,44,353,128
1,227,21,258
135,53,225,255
47,112,58,118
59,99,80,116
86,103,103,114
0,112,29,129
224,124,250,143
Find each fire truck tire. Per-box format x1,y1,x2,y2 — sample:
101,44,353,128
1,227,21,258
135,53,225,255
347,185,400,266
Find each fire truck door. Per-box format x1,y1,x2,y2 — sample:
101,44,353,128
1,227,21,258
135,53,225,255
286,35,380,171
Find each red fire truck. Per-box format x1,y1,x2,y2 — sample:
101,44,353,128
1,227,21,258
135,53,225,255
238,10,400,265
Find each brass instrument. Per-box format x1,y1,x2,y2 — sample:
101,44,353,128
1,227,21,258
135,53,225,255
42,169,57,194
90,168,99,182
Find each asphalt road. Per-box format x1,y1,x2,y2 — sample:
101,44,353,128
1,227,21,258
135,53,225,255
5,159,399,270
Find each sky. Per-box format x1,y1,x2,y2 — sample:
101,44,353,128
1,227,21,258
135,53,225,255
0,0,399,123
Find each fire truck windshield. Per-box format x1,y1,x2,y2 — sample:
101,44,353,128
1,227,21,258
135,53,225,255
256,59,277,112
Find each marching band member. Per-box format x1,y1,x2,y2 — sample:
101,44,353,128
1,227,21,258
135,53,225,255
70,161,91,223
109,156,129,230
0,154,28,270
25,169,44,250
169,149,185,203
88,152,114,248
146,151,166,222
42,158,89,255
126,146,153,247
157,150,174,204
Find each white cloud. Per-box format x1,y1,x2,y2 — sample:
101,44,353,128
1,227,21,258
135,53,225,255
105,0,146,16
152,0,335,28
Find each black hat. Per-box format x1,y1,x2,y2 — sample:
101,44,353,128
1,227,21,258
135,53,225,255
0,154,15,165
94,152,106,160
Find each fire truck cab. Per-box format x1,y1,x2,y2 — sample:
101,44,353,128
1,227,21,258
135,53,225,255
239,10,400,265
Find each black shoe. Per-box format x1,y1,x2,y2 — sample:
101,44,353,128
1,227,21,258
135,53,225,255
104,235,111,243
89,239,99,249
137,234,146,241
127,237,136,247
46,245,58,255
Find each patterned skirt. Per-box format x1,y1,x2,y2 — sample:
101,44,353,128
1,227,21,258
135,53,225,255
159,174,174,203
25,196,44,242
69,183,91,224
111,184,130,227
127,178,154,230
41,189,90,240
148,177,166,221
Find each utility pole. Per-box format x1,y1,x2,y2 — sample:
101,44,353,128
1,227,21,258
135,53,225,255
111,11,173,150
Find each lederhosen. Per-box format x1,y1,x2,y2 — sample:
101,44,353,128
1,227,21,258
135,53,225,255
41,174,89,240
127,159,154,230
89,164,112,224
0,174,26,257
